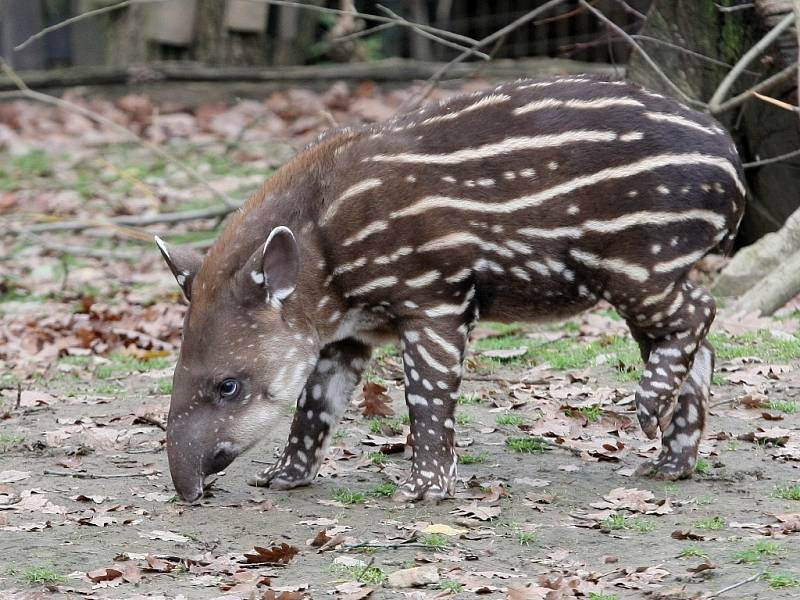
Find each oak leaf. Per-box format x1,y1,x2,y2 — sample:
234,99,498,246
359,382,394,418
243,542,299,565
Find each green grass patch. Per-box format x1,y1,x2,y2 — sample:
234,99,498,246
456,413,474,426
420,533,448,550
332,563,387,585
474,328,640,372
0,434,25,452
19,566,65,586
775,484,800,501
517,531,536,545
695,516,726,530
679,545,708,559
695,457,711,474
438,581,465,593
368,417,405,435
588,593,621,600
496,414,526,426
764,572,800,589
157,379,173,395
370,483,397,497
457,393,481,405
567,405,603,423
458,452,488,465
368,451,386,466
768,400,800,414
95,351,171,380
601,514,655,533
709,331,800,363
735,541,782,564
505,436,546,454
333,488,366,505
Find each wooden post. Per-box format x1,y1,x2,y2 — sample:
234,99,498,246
147,0,198,46
0,0,46,69
225,0,269,33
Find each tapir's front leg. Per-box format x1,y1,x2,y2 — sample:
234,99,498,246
393,317,469,502
248,338,370,489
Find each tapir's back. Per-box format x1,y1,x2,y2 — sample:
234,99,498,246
317,76,744,322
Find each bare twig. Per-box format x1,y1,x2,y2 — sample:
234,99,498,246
609,0,647,20
708,12,795,112
14,0,162,51
0,59,237,209
333,21,395,44
743,146,800,168
715,2,755,13
578,0,703,107
712,62,797,114
13,204,237,235
43,469,149,479
535,0,599,25
633,35,753,72
794,1,800,112
403,0,572,110
753,90,799,112
704,571,763,598
375,4,489,60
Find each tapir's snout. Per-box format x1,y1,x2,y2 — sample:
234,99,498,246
166,412,242,503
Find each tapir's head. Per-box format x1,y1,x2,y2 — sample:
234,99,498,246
156,226,319,502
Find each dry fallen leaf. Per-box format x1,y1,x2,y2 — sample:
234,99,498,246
452,501,501,521
243,542,300,565
359,382,395,418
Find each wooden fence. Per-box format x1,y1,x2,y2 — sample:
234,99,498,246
0,0,651,71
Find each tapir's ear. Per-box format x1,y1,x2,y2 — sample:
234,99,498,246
154,236,203,300
246,226,300,303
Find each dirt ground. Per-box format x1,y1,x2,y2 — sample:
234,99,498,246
1,319,800,599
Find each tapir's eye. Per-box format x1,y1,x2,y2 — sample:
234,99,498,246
219,378,241,399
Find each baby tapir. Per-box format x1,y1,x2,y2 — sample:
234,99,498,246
156,76,745,503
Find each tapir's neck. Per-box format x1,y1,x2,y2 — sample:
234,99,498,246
198,131,359,343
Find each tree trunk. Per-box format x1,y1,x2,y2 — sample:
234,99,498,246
730,248,800,315
627,0,800,247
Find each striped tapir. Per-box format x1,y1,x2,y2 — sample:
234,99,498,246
156,76,745,503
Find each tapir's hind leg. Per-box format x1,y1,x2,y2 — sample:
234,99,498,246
619,279,716,440
635,339,713,479
248,338,370,489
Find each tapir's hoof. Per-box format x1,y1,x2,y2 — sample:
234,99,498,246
391,478,453,504
635,457,694,481
247,469,312,490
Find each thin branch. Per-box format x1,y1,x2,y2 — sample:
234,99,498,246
704,571,763,598
375,4,489,60
535,0,599,25
578,0,702,107
708,12,795,112
715,2,754,13
402,0,573,110
13,205,237,235
743,147,800,168
712,62,797,114
333,21,395,44
609,0,647,20
753,90,799,112
0,59,237,209
43,469,148,479
14,0,162,52
633,35,754,72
